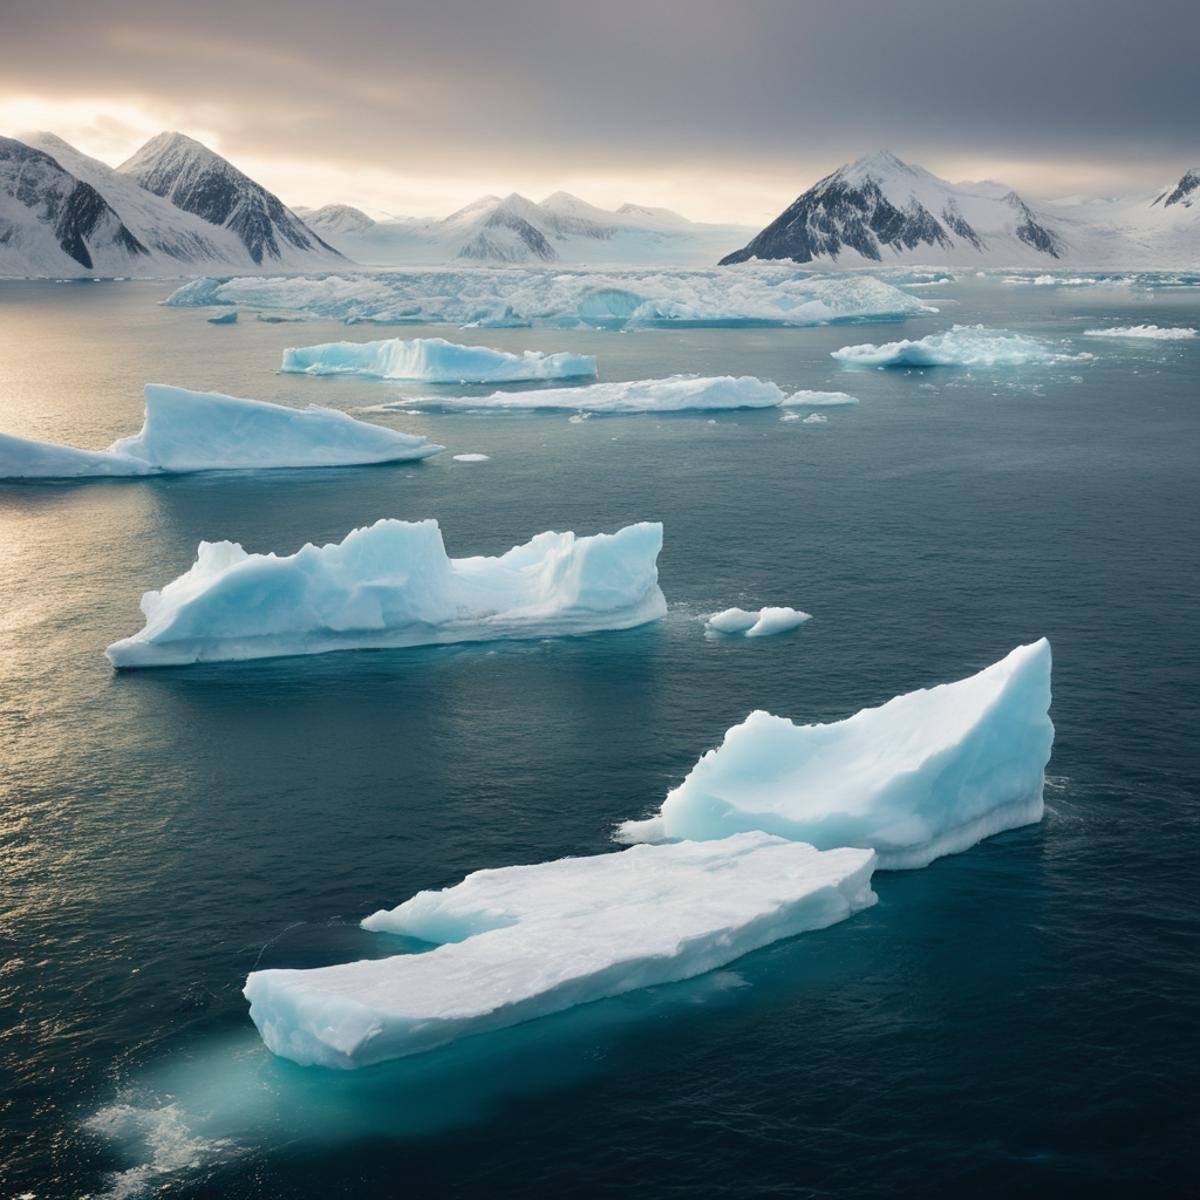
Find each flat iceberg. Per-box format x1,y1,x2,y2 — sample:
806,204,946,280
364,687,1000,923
779,390,860,407
618,640,1053,869
373,375,790,413
0,385,440,479
164,267,934,330
243,833,877,1067
1083,324,1196,340
280,337,597,383
452,453,490,462
106,519,666,668
207,310,238,325
832,324,1091,368
706,607,812,637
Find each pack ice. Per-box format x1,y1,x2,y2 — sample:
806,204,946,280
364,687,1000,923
280,337,596,383
164,267,934,329
243,834,877,1067
377,376,790,413
105,519,666,668
832,324,1091,368
0,385,440,479
618,641,1053,869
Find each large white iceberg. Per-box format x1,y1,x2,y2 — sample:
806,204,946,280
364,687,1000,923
164,267,934,330
374,375,789,413
243,833,877,1067
832,324,1091,368
280,337,596,383
106,519,666,668
0,385,440,479
618,641,1053,869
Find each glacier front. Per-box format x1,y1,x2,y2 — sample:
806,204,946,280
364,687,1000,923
106,519,666,668
0,385,440,479
280,336,597,383
618,641,1053,869
244,834,877,1067
164,267,934,329
832,324,1092,368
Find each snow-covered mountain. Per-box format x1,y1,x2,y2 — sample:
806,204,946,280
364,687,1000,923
0,136,153,276
117,132,342,268
304,191,754,266
721,151,1200,269
720,151,1067,267
1,131,344,277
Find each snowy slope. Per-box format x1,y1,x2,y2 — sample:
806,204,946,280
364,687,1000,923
721,151,1068,267
304,190,755,267
117,132,343,268
21,132,248,268
0,136,151,277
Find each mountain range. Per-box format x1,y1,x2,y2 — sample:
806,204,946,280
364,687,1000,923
294,192,754,267
1,134,1196,276
0,131,342,277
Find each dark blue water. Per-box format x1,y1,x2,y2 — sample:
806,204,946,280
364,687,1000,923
1,276,1197,1197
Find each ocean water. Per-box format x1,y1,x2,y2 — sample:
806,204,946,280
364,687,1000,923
1,274,1197,1198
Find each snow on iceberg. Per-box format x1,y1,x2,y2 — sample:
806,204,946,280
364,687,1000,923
1083,324,1196,340
832,324,1091,368
105,519,665,668
164,267,934,330
706,607,812,637
243,833,877,1067
618,640,1053,869
0,385,440,480
373,375,789,414
280,337,596,383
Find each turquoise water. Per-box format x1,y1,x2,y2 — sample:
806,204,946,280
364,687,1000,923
1,276,1197,1197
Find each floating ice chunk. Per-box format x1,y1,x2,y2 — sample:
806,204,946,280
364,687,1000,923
243,833,877,1067
618,640,1053,869
374,375,787,414
1083,324,1196,340
832,324,1091,368
802,413,828,424
206,310,238,325
452,453,490,462
707,607,811,637
280,337,596,383
165,268,934,330
779,390,860,407
106,519,665,668
0,385,440,479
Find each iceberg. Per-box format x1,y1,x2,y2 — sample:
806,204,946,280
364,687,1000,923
618,641,1053,869
243,833,877,1067
164,267,934,330
207,310,238,325
105,519,666,668
1083,324,1196,340
373,375,789,414
779,390,860,407
452,453,490,462
280,337,596,383
832,324,1091,368
0,385,440,479
706,607,812,637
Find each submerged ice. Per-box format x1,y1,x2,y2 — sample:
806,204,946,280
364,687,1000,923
244,834,877,1067
832,324,1091,368
105,519,666,668
0,385,440,479
280,336,596,383
618,641,1053,869
164,267,934,330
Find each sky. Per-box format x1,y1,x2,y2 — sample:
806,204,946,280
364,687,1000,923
1,0,1196,223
